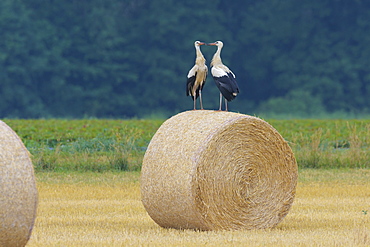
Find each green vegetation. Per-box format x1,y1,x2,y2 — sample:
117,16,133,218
269,119,370,168
4,119,163,172
2,0,370,118
4,119,370,172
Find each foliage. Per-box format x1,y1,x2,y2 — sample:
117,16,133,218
269,119,370,168
1,0,370,118
5,119,163,172
4,119,370,172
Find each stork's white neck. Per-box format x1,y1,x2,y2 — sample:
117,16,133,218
195,45,205,64
211,45,223,67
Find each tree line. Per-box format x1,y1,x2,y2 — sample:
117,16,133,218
1,0,370,118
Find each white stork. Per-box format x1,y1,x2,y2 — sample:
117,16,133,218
208,41,239,111
186,41,208,110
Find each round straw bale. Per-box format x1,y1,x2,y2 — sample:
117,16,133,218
141,110,297,231
0,121,38,247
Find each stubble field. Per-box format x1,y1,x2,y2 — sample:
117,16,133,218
26,169,369,247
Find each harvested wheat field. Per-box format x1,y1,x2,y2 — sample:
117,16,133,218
27,169,369,247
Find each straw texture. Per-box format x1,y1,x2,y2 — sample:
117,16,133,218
141,110,297,231
0,121,38,247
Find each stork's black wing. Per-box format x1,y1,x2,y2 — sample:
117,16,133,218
213,73,239,101
227,72,240,95
186,73,200,99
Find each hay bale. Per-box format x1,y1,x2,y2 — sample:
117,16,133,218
0,121,38,247
141,110,297,231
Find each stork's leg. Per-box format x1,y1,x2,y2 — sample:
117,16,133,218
225,98,228,111
199,90,203,110
193,97,196,110
219,92,222,111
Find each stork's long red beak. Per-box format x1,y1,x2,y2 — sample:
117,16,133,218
199,42,206,45
207,43,217,46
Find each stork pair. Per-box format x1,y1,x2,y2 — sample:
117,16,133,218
186,41,240,111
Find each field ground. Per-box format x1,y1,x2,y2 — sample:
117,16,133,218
27,169,370,246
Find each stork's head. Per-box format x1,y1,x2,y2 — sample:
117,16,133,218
194,41,206,47
207,41,223,48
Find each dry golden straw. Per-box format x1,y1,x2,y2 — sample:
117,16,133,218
141,110,298,231
0,121,38,247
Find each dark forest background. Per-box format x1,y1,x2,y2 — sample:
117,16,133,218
1,0,370,118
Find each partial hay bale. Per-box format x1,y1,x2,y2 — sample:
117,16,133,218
0,121,38,247
141,110,298,231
